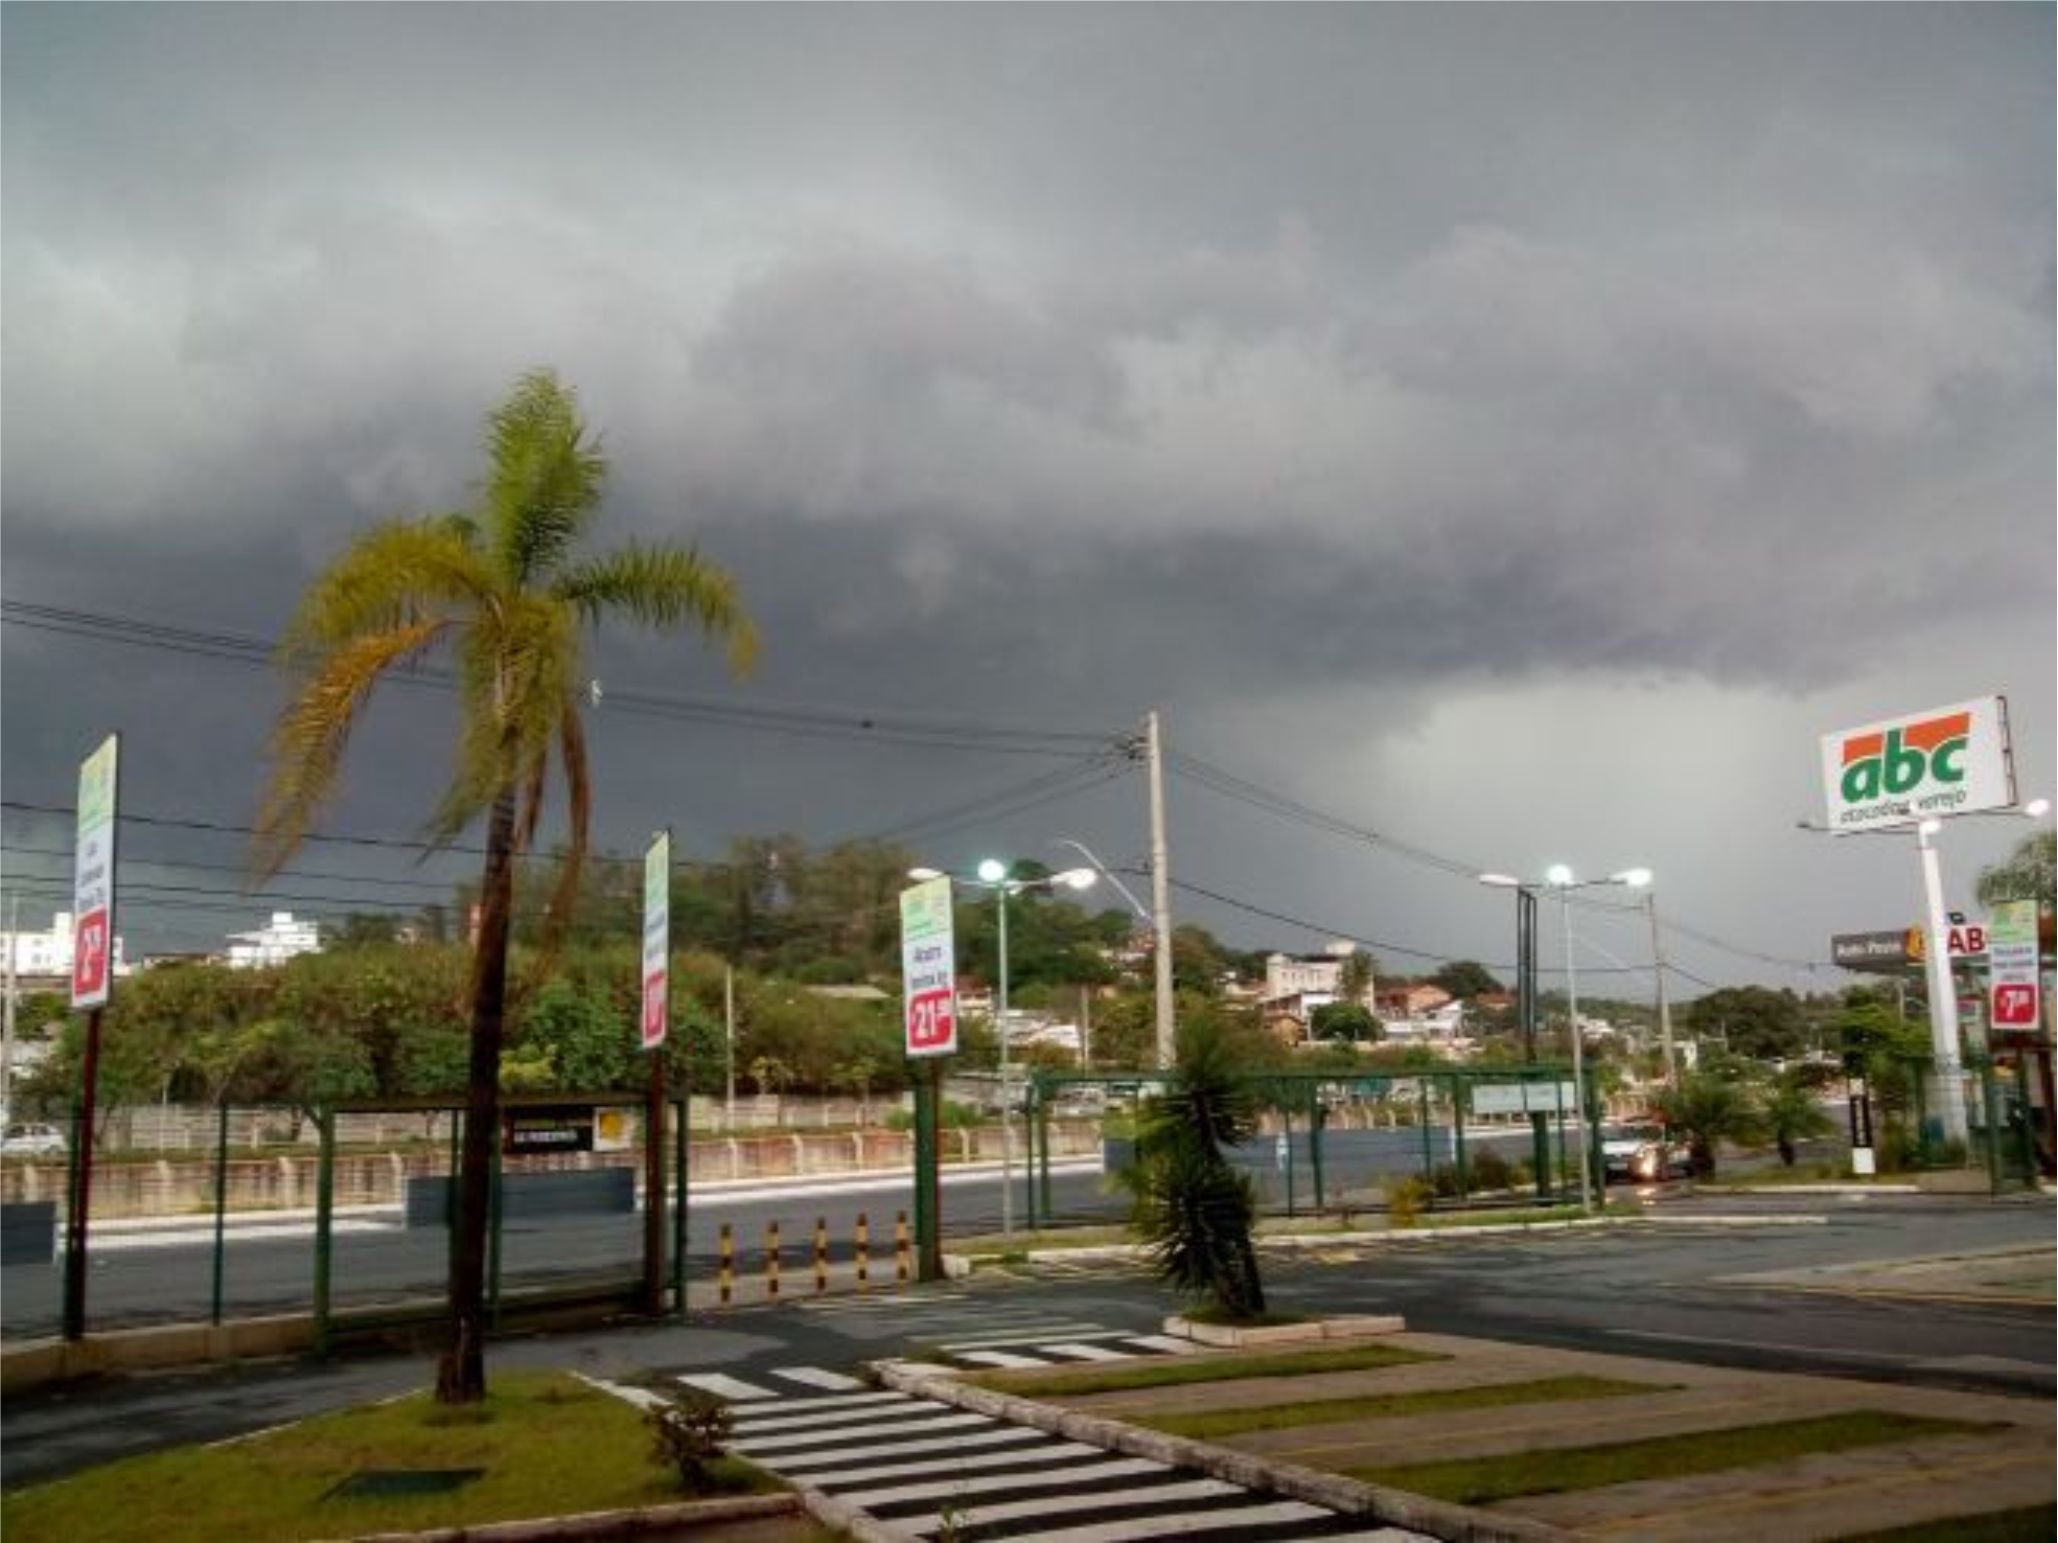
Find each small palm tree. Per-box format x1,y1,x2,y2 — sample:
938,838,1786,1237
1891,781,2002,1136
1124,1015,1266,1319
254,369,755,1403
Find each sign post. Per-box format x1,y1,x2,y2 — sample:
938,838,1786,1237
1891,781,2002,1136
640,830,669,1315
62,734,119,1341
1989,901,2041,1041
901,876,956,1282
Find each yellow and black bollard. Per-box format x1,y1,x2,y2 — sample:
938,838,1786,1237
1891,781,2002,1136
895,1210,911,1284
854,1211,870,1290
719,1222,734,1306
766,1220,781,1300
813,1216,829,1295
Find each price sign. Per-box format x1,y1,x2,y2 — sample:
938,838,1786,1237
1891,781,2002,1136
900,876,957,1058
1988,900,2042,1039
640,830,669,1050
71,736,119,1009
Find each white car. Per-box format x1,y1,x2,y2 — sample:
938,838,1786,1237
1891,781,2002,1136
1601,1124,1691,1184
2,1123,68,1158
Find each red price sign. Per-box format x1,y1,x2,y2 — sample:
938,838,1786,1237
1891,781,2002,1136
906,987,956,1054
641,970,668,1050
1992,982,2039,1030
72,909,110,1003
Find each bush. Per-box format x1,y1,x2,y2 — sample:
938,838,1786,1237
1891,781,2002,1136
648,1388,733,1490
1387,1176,1433,1226
1506,1159,1532,1190
1428,1163,1461,1198
1467,1148,1513,1192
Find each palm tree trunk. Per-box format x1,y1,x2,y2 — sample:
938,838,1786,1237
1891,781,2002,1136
436,785,518,1404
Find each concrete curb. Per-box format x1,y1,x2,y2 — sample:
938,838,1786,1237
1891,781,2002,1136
874,1361,1572,1543
330,1491,801,1541
1164,1312,1406,1348
794,1484,907,1543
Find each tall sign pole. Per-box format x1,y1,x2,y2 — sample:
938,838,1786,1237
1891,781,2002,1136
1145,710,1176,1071
640,829,670,1314
900,875,957,1281
63,733,119,1341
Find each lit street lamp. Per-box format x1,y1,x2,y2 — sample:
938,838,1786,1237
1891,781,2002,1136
907,859,1097,1235
1480,864,1651,1214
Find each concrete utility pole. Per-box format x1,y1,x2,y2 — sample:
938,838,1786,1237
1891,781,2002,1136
3,893,17,1117
1144,710,1176,1072
723,963,736,1132
1646,891,1677,1084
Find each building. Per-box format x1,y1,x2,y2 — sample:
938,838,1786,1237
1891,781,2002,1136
1374,981,1454,1019
225,912,323,969
1,909,130,985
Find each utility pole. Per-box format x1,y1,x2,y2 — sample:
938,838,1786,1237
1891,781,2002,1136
3,893,17,1118
996,879,1013,1236
1144,710,1176,1072
1646,891,1676,1084
723,963,736,1132
1560,891,1594,1215
1079,984,1092,1071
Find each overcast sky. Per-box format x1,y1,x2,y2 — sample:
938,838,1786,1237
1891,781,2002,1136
3,4,2051,995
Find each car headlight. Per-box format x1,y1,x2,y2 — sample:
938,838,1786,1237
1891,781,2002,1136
1632,1149,1660,1179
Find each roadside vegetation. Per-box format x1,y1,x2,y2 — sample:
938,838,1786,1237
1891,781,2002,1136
0,1371,782,1543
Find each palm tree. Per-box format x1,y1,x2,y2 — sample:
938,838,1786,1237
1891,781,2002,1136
254,369,755,1402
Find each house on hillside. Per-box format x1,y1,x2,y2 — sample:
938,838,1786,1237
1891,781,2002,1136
225,912,322,969
1374,981,1453,1019
1258,940,1374,1041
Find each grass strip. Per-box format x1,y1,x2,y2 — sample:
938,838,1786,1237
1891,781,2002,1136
1355,1411,1994,1505
1137,1376,1663,1440
972,1340,1442,1399
1833,1505,2058,1543
0,1371,781,1543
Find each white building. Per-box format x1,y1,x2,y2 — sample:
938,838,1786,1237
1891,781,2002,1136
1263,940,1376,1003
225,912,323,969
1,910,130,981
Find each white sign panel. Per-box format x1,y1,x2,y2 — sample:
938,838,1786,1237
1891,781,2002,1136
1470,1082,1576,1117
1988,900,2042,1037
900,876,958,1058
640,831,669,1051
71,735,119,1009
1819,695,2016,836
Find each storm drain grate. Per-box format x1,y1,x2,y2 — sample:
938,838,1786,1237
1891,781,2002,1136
325,1467,486,1500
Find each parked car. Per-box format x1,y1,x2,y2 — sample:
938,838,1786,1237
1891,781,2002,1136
2,1122,67,1158
1601,1123,1690,1184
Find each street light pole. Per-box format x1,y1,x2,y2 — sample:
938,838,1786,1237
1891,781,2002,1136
1646,891,1676,1085
1557,884,1594,1214
994,868,1014,1236
1144,710,1176,1072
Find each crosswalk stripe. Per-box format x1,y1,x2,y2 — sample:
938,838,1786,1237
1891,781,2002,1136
735,1411,996,1455
758,1424,1049,1471
1039,1342,1135,1362
836,1456,1168,1510
956,1349,1052,1369
904,1477,1245,1536
1119,1333,1202,1354
793,1438,1112,1489
676,1372,777,1400
572,1374,667,1410
937,1324,1119,1350
771,1365,868,1391
729,1399,922,1436
727,1389,909,1422
997,1499,1336,1542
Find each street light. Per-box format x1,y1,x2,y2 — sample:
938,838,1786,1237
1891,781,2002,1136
907,859,1097,1235
1480,864,1651,1214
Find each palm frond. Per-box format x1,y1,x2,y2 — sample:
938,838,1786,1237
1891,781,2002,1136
254,618,449,878
551,542,759,673
425,597,579,846
280,520,494,656
484,369,607,584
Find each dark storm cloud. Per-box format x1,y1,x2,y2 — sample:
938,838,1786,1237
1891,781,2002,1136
3,4,2051,972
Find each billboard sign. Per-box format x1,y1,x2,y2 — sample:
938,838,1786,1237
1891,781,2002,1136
1819,696,2015,835
640,831,669,1051
1831,930,1922,972
1471,1081,1577,1117
1988,900,2042,1039
899,876,957,1058
502,1105,596,1155
71,735,120,1009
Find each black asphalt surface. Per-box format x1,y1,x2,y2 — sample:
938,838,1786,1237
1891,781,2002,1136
3,1186,2048,1493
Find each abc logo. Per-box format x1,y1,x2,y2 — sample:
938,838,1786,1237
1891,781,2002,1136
1840,714,1969,802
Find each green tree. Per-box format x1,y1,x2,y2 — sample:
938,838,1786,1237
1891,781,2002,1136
1762,1069,1836,1167
1310,1002,1378,1044
1431,960,1500,1000
253,369,755,1404
517,980,633,1092
1123,1015,1267,1319
1976,831,2055,911
1335,949,1375,1006
1684,986,1807,1063
1653,1067,1758,1177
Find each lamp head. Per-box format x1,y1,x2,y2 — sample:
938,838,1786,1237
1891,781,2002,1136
976,858,1009,884
1477,872,1522,889
907,866,945,883
1544,864,1575,887
1613,867,1653,889
2024,798,2052,819
1052,867,1098,891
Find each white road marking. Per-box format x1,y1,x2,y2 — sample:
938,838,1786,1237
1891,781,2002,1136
904,1478,1243,1536
1120,1334,1201,1355
759,1424,1048,1470
771,1365,867,1391
998,1499,1335,1541
956,1349,1053,1369
676,1371,778,1400
838,1457,1169,1510
735,1411,994,1454
1040,1342,1135,1362
938,1325,1123,1350
730,1400,924,1437
573,1373,669,1411
798,1439,1116,1489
